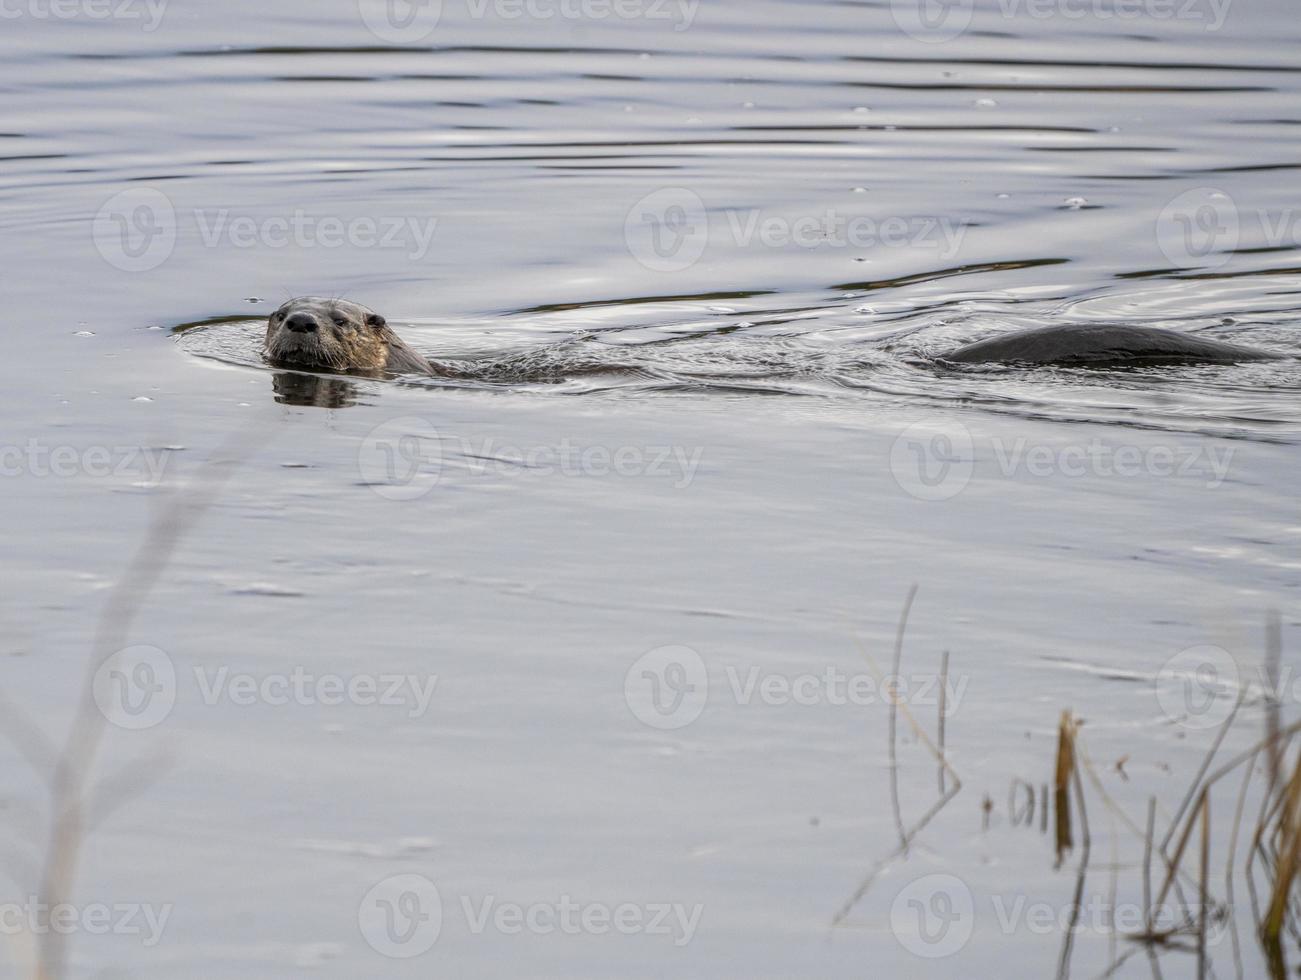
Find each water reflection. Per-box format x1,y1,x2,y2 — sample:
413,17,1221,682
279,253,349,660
270,371,362,408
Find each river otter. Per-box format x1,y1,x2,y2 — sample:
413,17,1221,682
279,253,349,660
265,298,1283,375
264,298,435,376
941,323,1283,367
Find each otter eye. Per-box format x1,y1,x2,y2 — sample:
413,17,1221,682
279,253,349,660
333,317,349,328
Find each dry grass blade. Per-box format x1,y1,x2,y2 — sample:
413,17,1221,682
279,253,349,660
889,584,918,854
1260,750,1301,972
19,422,268,980
1265,611,1282,797
938,649,950,797
1055,710,1077,868
1055,723,1091,980
832,591,963,928
1198,793,1210,980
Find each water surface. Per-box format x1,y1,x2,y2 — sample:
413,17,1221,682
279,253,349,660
1,0,1299,977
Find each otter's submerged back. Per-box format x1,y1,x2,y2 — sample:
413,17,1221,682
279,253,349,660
941,323,1282,367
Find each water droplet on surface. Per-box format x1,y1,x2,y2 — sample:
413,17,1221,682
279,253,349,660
399,837,437,853
230,583,306,598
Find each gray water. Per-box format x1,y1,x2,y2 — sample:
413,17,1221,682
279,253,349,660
1,0,1299,977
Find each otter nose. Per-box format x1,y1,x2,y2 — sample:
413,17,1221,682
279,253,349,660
284,312,318,334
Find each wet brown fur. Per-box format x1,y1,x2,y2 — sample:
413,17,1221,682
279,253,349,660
264,297,434,376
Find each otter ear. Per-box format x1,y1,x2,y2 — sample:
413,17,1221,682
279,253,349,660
366,313,387,330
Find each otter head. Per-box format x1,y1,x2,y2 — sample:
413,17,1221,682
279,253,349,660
264,297,392,374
